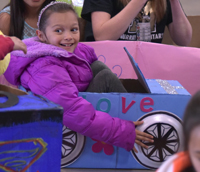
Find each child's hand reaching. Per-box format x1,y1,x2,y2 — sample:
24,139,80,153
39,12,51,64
9,36,27,54
133,121,154,153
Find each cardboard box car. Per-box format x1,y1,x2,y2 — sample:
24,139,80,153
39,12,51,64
0,84,63,172
61,47,191,170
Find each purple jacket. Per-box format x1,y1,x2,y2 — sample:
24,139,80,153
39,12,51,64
4,37,136,151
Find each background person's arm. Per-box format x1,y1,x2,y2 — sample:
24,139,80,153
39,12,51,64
91,0,147,41
0,32,26,60
168,0,192,46
0,34,13,60
0,12,10,36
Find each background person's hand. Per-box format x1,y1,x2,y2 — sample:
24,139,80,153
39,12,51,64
133,121,154,153
9,36,27,54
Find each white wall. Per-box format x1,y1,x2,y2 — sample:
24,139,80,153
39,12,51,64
180,0,200,16
0,0,199,15
0,0,9,10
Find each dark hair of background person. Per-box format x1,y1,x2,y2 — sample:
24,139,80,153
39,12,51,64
181,90,200,172
119,0,167,23
4,0,55,39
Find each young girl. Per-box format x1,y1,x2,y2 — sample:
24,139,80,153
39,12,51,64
157,91,200,172
0,0,55,39
81,0,192,46
4,2,154,152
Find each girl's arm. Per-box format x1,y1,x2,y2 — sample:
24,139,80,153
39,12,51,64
168,0,192,46
25,64,153,151
91,0,147,41
0,13,10,36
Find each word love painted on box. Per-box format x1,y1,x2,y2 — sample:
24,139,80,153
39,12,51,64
80,93,156,117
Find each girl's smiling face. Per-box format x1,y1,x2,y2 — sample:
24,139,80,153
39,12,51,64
188,125,200,172
37,11,80,53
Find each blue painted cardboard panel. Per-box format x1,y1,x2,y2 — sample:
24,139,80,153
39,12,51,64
0,94,63,172
0,95,62,112
65,92,190,169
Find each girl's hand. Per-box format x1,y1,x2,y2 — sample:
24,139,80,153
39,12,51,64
9,36,27,54
133,121,154,153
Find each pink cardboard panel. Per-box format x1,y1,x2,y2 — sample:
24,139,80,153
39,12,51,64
84,41,200,95
1,41,199,95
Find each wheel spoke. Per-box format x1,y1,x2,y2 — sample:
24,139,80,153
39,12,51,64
158,147,163,162
157,124,162,139
144,142,156,146
62,140,75,148
63,130,76,137
163,145,175,154
163,128,174,139
147,146,157,158
166,139,179,144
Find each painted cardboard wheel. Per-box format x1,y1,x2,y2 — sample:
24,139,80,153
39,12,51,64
61,126,85,167
132,111,183,169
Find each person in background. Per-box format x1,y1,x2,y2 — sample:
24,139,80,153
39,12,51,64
0,0,55,39
81,0,192,46
63,0,84,17
4,2,154,152
157,90,200,172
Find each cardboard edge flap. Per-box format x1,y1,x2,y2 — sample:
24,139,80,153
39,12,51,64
0,84,28,96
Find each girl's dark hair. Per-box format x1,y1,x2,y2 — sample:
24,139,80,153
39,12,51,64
39,3,78,33
183,90,200,151
8,0,55,39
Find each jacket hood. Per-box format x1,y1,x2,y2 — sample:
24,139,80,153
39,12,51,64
4,37,96,85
